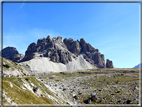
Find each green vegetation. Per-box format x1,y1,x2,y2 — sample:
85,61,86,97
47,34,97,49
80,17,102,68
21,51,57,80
3,64,10,68
2,77,57,104
25,78,29,81
1,56,139,105
1,57,30,74
40,68,139,104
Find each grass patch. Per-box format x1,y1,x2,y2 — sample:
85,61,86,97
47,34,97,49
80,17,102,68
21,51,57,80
2,77,58,104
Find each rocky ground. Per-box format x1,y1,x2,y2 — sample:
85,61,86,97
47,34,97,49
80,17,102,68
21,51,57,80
39,68,140,105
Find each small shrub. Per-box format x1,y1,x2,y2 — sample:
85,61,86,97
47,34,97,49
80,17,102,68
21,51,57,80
73,95,78,99
116,91,120,93
126,99,131,104
116,81,119,84
25,78,29,81
3,78,6,80
41,94,43,97
3,64,10,68
33,87,38,92
117,100,121,103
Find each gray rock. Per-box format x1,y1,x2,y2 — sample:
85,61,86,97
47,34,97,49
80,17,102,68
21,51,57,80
64,38,81,55
106,59,114,68
2,47,24,62
133,86,138,90
10,36,114,68
21,36,72,64
63,88,67,91
99,99,104,102
88,99,91,104
91,93,97,101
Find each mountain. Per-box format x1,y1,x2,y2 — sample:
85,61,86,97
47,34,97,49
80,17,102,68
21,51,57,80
2,36,114,73
133,63,142,68
21,36,113,67
1,47,24,62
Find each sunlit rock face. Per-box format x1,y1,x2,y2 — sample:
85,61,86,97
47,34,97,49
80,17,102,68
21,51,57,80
106,59,114,68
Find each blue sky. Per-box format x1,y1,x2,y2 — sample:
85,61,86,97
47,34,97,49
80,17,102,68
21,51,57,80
3,2,140,68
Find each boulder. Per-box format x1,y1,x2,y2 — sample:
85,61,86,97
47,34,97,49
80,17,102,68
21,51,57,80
33,87,42,96
91,93,98,101
88,98,91,104
133,86,138,90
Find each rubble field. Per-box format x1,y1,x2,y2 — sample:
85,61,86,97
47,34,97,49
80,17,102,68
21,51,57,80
39,68,140,105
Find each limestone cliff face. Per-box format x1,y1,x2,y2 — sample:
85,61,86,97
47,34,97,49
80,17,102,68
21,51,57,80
64,38,105,68
21,36,109,68
21,36,72,64
2,36,114,68
106,59,114,68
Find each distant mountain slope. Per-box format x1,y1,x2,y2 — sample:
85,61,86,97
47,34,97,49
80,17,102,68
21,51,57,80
133,63,142,68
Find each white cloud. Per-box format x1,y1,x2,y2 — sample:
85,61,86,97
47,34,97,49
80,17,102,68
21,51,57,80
20,3,25,9
16,2,26,11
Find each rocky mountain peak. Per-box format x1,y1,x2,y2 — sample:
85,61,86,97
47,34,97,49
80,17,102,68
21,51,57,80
57,36,63,42
2,36,114,68
21,36,72,64
106,59,114,68
63,38,81,55
46,35,52,42
1,46,24,62
80,38,86,44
